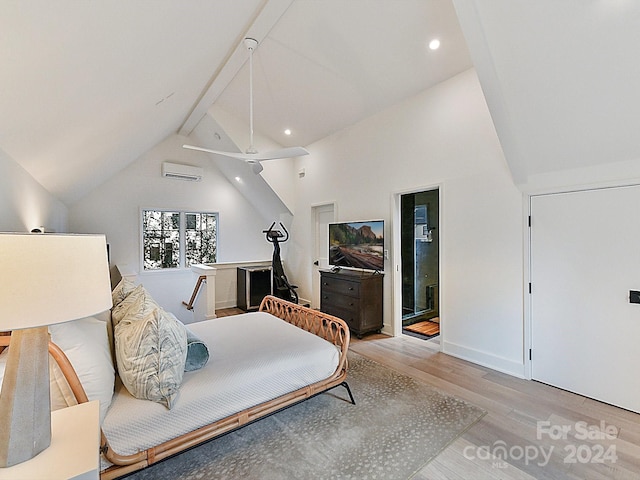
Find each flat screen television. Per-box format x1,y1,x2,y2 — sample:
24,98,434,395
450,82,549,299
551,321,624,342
328,220,384,272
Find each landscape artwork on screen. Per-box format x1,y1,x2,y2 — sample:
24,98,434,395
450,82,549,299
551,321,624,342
329,220,384,271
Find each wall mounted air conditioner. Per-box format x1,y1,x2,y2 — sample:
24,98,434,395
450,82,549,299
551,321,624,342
162,162,203,181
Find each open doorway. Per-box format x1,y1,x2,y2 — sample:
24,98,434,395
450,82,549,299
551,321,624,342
400,188,440,339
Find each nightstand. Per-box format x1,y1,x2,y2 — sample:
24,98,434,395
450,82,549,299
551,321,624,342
0,400,99,480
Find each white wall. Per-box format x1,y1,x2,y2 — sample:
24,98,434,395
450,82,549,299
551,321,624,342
286,69,525,376
66,69,526,375
68,133,273,322
0,148,67,233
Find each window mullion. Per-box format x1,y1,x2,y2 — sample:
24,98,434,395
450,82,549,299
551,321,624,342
180,212,186,268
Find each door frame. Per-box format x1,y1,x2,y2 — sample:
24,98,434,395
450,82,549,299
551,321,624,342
527,183,640,411
392,183,443,340
311,202,337,309
524,180,640,381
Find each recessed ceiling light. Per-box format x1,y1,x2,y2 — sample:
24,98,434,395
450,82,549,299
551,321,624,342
234,176,241,183
284,129,292,136
428,39,440,50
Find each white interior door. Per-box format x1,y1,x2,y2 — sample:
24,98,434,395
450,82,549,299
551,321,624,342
312,204,335,308
530,186,640,412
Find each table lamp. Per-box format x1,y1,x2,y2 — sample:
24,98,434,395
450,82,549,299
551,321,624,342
0,233,112,467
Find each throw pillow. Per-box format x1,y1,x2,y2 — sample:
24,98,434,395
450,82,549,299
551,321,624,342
115,307,187,409
183,326,210,372
111,284,158,328
111,277,138,307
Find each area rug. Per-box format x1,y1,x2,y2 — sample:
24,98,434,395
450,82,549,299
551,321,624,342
125,352,485,479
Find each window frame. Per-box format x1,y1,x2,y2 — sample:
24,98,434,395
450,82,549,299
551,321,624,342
140,208,218,272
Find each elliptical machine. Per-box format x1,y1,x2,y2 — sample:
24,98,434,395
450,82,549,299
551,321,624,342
263,222,298,304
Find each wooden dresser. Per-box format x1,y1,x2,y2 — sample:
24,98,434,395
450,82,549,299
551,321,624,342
320,269,383,338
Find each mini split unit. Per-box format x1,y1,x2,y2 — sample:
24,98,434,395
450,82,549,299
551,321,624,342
162,162,203,181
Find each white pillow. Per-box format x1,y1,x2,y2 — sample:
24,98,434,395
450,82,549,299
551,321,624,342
115,307,187,409
49,316,115,425
49,352,78,411
1,341,79,413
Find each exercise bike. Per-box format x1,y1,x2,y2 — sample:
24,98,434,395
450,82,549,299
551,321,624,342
263,222,298,304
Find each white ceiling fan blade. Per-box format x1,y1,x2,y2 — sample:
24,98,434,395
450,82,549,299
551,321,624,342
249,147,309,161
183,144,309,161
182,144,249,160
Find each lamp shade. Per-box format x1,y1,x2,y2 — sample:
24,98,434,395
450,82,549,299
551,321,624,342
0,233,112,330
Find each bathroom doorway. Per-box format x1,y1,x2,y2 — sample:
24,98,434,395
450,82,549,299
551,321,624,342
400,188,439,339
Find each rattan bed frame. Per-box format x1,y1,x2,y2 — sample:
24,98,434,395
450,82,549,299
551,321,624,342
15,295,351,479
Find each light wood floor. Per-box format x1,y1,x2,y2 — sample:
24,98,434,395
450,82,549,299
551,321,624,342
217,308,640,478
350,334,640,480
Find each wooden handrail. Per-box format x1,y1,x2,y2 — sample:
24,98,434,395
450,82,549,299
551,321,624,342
182,275,206,311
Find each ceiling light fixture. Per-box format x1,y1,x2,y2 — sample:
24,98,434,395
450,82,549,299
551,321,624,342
284,129,292,136
429,39,440,50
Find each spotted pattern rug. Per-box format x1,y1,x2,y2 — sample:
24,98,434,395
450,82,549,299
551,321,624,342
125,352,485,479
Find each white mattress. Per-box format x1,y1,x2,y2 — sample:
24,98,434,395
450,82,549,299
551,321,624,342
102,311,340,458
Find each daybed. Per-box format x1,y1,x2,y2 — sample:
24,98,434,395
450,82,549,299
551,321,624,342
0,285,351,479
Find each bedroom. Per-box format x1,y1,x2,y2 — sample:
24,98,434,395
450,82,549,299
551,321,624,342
1,1,640,478
1,0,523,376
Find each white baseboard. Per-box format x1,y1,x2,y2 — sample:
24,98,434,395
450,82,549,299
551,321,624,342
442,341,525,378
216,300,237,310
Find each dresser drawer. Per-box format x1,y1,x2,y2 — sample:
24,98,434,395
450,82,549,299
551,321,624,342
320,276,360,298
321,291,358,311
321,305,358,330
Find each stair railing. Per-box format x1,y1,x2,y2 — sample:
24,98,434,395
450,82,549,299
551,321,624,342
182,275,206,311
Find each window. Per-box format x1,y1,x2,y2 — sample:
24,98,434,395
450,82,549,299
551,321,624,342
142,209,217,270
185,212,217,267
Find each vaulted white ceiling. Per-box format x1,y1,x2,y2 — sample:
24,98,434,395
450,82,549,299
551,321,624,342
453,0,640,188
0,0,471,204
4,1,636,206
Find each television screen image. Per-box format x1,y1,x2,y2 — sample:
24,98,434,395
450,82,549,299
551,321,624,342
329,220,384,271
